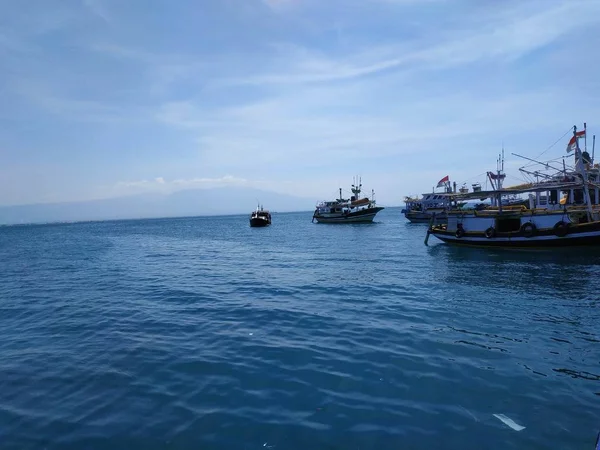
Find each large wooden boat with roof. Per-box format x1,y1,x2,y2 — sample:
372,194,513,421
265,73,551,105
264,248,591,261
402,176,467,223
425,124,600,247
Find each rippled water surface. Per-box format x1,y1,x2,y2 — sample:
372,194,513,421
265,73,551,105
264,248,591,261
1,208,599,449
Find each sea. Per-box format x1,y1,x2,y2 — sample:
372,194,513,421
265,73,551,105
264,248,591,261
0,207,598,450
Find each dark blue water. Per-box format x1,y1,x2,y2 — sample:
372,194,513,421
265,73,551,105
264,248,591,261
0,208,598,449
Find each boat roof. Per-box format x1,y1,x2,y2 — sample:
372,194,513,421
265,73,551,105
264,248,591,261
430,180,597,201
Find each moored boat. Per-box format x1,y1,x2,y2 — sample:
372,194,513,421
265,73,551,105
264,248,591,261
402,176,464,223
313,178,384,223
249,205,271,227
425,125,600,248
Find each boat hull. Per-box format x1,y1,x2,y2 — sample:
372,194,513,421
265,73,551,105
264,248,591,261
313,207,384,224
404,212,448,224
429,221,600,247
249,218,270,227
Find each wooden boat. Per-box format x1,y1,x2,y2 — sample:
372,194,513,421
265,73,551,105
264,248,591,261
402,176,456,223
425,125,600,248
312,177,384,224
249,205,271,227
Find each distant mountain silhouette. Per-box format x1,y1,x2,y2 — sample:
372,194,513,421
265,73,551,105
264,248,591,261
0,187,316,225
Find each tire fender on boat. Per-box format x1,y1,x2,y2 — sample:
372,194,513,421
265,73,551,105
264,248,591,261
553,221,570,237
455,226,465,239
484,227,496,239
521,222,537,238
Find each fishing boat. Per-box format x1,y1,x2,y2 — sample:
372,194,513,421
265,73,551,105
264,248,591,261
425,125,600,247
312,178,384,223
402,176,464,223
249,205,271,227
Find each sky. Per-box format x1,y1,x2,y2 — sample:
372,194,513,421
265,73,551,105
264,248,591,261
1,0,600,207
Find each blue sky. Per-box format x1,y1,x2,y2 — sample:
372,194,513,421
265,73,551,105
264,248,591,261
1,0,600,206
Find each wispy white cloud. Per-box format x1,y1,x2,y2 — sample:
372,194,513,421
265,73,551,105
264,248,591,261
90,43,208,96
90,44,157,63
171,175,248,186
11,81,136,122
83,0,111,23
115,175,249,192
261,0,295,11
0,32,33,53
156,87,570,183
221,1,600,86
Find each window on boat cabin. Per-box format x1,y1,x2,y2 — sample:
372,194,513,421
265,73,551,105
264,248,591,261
495,217,521,233
538,194,547,206
574,189,584,204
549,190,558,204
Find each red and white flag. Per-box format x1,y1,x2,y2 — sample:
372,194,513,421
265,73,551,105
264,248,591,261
566,130,585,153
437,175,449,187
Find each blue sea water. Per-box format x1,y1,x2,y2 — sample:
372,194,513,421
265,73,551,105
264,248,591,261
0,207,599,450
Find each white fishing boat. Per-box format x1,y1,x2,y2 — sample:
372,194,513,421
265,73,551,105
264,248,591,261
426,124,600,248
313,177,384,224
402,176,465,223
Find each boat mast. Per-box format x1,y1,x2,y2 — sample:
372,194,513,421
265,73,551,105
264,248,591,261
351,176,362,200
574,125,594,222
499,146,504,190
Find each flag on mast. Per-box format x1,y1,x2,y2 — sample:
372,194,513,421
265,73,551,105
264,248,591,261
566,130,586,153
436,175,449,187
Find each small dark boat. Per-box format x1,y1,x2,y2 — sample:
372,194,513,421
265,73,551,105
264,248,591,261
250,205,271,227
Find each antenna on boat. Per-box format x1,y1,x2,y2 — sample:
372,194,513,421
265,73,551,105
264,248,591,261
573,124,594,222
351,175,362,200
512,152,564,174
593,135,596,164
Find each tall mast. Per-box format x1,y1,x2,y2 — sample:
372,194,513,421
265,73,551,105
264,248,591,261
350,175,362,200
498,146,504,191
574,125,594,221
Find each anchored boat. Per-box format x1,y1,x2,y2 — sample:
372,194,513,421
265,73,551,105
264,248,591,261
249,205,271,227
426,124,600,248
312,178,384,224
402,176,465,223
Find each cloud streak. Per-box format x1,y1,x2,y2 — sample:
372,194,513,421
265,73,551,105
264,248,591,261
115,175,249,191
221,1,600,87
83,0,111,23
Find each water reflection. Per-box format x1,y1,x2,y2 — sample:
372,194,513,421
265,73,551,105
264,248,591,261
427,244,600,300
